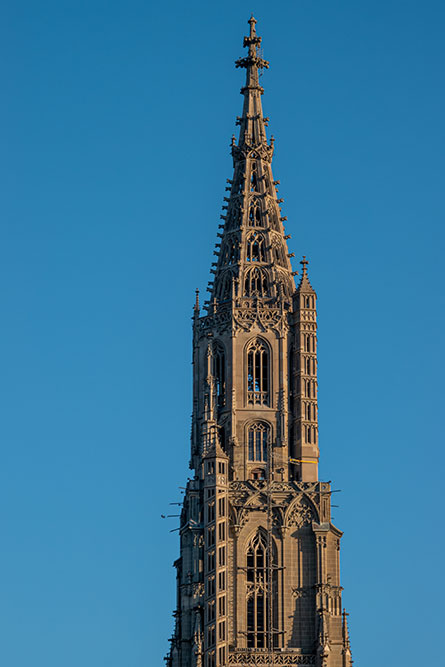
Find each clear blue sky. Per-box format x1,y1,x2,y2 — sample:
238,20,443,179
1,1,444,665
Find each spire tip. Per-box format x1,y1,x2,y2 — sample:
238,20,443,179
248,14,257,39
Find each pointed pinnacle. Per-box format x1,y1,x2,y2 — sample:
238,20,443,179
300,255,309,274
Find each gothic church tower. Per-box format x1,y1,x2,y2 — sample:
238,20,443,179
166,17,353,667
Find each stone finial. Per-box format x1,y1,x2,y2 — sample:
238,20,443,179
296,255,316,294
248,14,257,37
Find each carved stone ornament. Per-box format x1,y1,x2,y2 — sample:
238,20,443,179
198,306,232,336
228,652,316,665
292,585,314,600
286,496,317,528
192,582,204,599
233,305,288,334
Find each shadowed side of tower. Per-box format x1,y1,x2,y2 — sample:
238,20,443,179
165,17,353,667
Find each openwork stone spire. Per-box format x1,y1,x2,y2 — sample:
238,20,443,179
208,15,295,309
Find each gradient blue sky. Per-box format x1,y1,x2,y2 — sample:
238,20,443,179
2,1,444,665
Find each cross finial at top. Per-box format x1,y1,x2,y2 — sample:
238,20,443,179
300,256,309,273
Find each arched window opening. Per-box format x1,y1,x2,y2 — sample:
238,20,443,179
212,343,226,409
244,268,269,297
274,246,283,266
222,240,238,266
246,531,277,648
246,232,265,262
249,202,263,228
218,273,232,302
230,204,242,230
250,163,258,192
247,339,269,406
248,422,269,462
282,275,293,298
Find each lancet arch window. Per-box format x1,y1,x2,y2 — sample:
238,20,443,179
246,232,265,262
246,530,277,648
244,267,269,298
217,272,233,302
305,380,314,398
304,334,316,353
246,338,269,406
229,203,242,230
305,402,317,421
236,171,245,195
212,342,226,409
305,425,317,445
273,243,286,267
221,239,238,266
248,201,263,227
250,162,259,192
247,422,270,462
275,271,293,298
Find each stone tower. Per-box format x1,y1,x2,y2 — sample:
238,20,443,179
165,17,353,667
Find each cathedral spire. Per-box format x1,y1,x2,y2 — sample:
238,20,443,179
167,19,353,667
235,15,270,150
209,16,295,309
